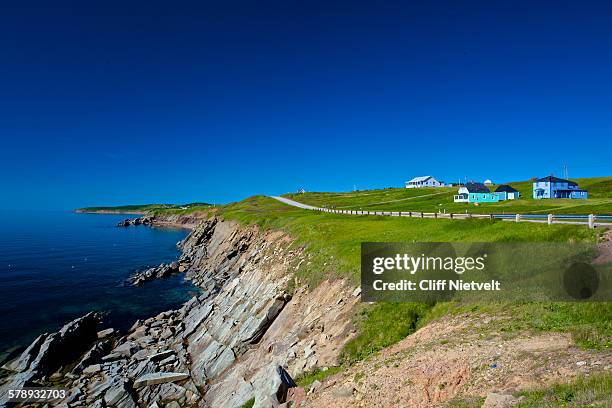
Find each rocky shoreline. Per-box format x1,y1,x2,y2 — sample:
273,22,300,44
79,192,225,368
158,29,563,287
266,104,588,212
0,215,358,408
117,217,153,227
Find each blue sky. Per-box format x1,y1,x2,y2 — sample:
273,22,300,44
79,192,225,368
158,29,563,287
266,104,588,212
1,1,611,209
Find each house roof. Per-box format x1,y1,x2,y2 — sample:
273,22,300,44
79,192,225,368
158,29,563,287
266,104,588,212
462,182,490,193
494,184,518,193
407,176,433,183
535,176,577,186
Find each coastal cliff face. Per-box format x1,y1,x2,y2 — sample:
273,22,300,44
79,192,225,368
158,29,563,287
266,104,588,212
0,216,358,408
153,213,207,230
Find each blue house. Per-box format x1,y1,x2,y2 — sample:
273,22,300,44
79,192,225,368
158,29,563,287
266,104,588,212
494,184,520,201
532,176,588,199
454,182,500,203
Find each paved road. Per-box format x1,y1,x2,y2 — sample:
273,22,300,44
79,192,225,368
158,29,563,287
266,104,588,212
270,196,320,210
269,196,610,228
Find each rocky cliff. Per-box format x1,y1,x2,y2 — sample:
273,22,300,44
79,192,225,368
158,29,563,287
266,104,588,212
0,216,359,408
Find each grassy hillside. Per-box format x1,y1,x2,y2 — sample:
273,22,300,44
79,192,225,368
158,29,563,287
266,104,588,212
154,190,612,363
283,176,612,215
219,196,600,286
217,196,610,356
76,202,211,213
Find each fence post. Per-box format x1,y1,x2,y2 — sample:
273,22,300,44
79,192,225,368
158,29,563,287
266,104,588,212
450,213,453,219
547,214,553,225
515,214,521,222
490,214,494,220
588,214,595,229
434,213,438,219
420,212,424,218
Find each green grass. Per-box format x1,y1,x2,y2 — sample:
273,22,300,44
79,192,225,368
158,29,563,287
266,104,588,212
295,365,344,387
149,204,214,216
421,302,612,350
341,302,431,364
239,397,255,408
283,176,612,215
516,372,612,407
219,196,599,288
443,396,486,408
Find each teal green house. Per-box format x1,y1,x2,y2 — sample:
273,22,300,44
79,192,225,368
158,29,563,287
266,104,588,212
453,182,500,203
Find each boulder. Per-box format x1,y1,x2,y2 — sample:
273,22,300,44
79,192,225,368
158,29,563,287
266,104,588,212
132,349,151,361
74,339,112,373
252,365,296,408
111,341,139,357
97,328,115,339
483,392,519,408
129,261,181,285
104,380,130,405
82,364,101,375
240,297,288,349
3,312,100,378
133,372,190,388
2,334,46,372
308,380,322,394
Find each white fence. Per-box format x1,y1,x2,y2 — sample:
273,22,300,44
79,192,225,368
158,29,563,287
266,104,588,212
315,208,608,229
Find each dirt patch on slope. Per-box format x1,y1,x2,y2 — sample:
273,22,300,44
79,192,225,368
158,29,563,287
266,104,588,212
292,314,612,407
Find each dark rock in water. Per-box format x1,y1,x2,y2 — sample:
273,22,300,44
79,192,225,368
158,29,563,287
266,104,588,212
0,345,23,368
2,334,46,373
0,312,102,405
4,312,101,377
118,217,153,227
129,261,181,286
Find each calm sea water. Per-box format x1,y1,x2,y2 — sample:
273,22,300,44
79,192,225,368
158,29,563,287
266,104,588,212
0,211,197,354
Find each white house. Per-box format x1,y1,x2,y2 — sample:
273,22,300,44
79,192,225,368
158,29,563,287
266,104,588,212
405,176,445,189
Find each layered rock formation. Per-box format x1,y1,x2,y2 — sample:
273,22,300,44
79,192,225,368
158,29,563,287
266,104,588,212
0,216,358,407
117,217,153,227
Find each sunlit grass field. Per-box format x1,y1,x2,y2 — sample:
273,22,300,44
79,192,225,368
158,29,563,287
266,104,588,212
149,180,611,372
283,176,612,215
216,196,610,356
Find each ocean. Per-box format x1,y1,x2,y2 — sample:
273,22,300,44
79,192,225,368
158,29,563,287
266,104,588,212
0,210,197,356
